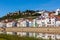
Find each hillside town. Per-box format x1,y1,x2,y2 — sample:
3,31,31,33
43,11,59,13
0,9,60,40
0,0,60,40
0,9,60,27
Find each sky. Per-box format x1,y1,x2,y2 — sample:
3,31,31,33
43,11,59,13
0,0,60,17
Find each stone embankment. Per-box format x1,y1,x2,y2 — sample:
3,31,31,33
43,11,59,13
0,27,60,34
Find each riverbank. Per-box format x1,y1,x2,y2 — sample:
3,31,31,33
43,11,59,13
0,34,40,40
0,27,59,34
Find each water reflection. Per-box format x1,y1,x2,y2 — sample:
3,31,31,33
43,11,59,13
0,31,60,39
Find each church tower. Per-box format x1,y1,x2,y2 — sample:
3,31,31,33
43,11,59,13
55,8,60,15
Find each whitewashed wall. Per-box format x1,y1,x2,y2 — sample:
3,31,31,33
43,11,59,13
56,21,60,27
0,22,6,27
6,22,16,27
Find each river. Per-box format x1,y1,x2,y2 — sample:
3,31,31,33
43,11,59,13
0,31,60,40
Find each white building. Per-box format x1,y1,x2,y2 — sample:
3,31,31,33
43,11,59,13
50,18,56,27
36,18,42,27
6,21,16,27
0,22,6,27
36,10,49,18
17,18,27,27
56,21,60,27
55,8,60,15
28,20,33,27
17,22,20,27
43,17,49,27
17,19,22,27
32,19,37,27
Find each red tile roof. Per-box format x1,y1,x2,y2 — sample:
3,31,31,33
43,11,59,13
55,15,60,21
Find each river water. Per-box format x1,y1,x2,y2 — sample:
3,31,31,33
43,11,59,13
0,31,60,40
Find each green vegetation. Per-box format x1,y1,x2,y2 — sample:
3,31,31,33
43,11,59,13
0,10,41,20
0,34,54,40
0,38,6,40
0,34,40,40
1,10,60,20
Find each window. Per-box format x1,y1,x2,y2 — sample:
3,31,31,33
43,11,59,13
58,11,60,15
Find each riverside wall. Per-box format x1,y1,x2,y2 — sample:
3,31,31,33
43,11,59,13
1,27,59,34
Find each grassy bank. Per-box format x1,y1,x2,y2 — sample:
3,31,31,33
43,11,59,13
0,34,53,40
0,34,41,40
